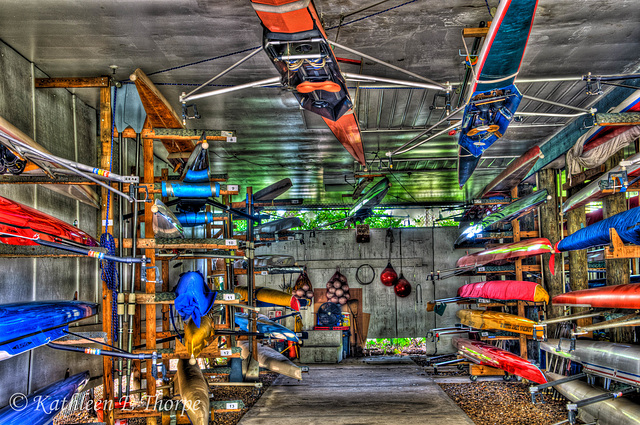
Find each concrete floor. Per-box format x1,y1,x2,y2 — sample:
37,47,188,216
238,357,475,425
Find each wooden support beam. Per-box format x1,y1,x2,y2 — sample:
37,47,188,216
603,150,631,343
116,127,236,142
99,86,115,425
463,22,491,38
605,228,640,259
120,238,240,251
35,76,109,88
143,136,157,425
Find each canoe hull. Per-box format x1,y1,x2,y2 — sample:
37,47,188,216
0,195,98,247
552,282,640,309
457,280,549,303
457,309,543,338
453,336,546,384
0,301,98,361
542,339,640,387
0,371,90,425
456,238,553,268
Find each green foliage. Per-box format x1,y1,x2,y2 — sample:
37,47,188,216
435,218,458,227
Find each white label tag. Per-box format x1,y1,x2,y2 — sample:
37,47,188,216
225,239,237,246
226,402,238,410
295,332,303,337
481,332,488,337
287,236,295,241
220,349,232,356
260,271,268,275
227,185,239,192
226,137,237,143
102,219,113,226
477,267,485,271
223,293,235,301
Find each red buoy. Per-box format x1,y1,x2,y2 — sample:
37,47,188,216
394,274,412,297
380,262,398,286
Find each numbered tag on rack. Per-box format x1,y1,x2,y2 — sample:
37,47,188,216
287,236,295,241
477,267,485,272
227,185,239,192
260,271,268,275
220,349,232,356
481,332,489,337
226,402,239,410
225,239,238,247
478,298,490,303
223,293,235,301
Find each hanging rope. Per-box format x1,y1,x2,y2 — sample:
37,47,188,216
99,87,119,345
399,229,403,275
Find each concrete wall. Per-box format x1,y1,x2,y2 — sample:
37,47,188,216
235,227,478,355
0,40,101,407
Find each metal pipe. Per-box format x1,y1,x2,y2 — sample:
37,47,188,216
521,94,592,113
180,48,263,102
330,40,445,89
515,111,589,118
539,311,603,325
392,122,458,156
180,76,281,103
246,187,257,365
117,133,124,399
343,72,443,91
387,105,465,156
125,132,142,396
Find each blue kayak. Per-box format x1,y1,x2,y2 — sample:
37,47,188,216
0,371,89,425
235,313,299,343
0,301,98,361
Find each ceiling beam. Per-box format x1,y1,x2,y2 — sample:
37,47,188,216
35,76,109,88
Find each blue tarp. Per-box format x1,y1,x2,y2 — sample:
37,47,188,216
558,207,640,251
173,271,216,327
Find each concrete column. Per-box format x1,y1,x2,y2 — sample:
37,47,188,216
538,169,563,320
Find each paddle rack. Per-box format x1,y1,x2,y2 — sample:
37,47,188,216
96,71,260,425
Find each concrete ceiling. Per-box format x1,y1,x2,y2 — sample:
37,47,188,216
1,0,639,208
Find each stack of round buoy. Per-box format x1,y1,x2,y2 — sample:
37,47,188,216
325,269,350,305
293,270,313,303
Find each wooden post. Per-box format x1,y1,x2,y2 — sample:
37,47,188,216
566,184,591,332
99,86,115,425
538,169,563,320
160,168,170,371
510,187,527,360
143,137,157,425
603,149,631,342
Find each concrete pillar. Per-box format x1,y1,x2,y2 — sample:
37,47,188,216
538,169,563,320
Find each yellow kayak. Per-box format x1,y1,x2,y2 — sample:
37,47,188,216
457,309,543,338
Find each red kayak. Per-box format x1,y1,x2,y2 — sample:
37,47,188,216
553,283,640,309
478,146,542,198
453,336,547,384
456,237,554,269
0,195,97,247
457,280,549,303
